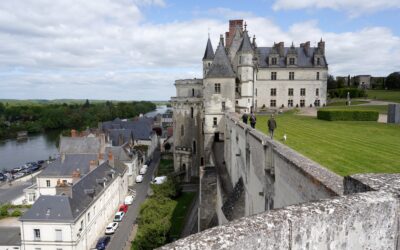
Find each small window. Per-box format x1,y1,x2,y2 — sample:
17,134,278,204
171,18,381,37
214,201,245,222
55,229,62,241
192,88,195,97
271,72,277,80
316,88,319,96
213,117,218,127
315,100,321,107
300,100,305,107
289,72,294,80
46,180,50,187
270,88,277,96
270,100,276,107
316,72,320,80
317,58,321,65
193,141,196,154
271,57,277,65
87,212,90,221
34,229,41,240
181,125,184,136
221,102,225,111
288,100,293,107
190,107,194,118
288,88,294,96
289,58,295,65
300,88,306,96
214,83,221,93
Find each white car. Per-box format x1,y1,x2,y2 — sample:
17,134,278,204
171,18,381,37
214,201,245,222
105,222,118,234
152,176,167,185
135,175,144,183
113,211,125,222
13,172,25,179
139,165,148,175
124,195,134,205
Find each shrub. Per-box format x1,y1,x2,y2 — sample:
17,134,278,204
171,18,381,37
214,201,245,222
11,209,22,217
317,110,379,121
0,206,8,217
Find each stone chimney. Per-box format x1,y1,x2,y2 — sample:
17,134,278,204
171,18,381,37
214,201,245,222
71,129,78,137
89,160,97,172
108,151,114,167
252,35,257,48
225,19,243,48
277,42,285,57
72,169,81,184
98,153,105,164
302,41,310,55
318,38,325,55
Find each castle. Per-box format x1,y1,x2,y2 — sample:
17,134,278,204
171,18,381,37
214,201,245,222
172,19,328,182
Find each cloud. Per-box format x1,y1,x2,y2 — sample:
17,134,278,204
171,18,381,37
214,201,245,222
272,0,400,17
0,3,399,100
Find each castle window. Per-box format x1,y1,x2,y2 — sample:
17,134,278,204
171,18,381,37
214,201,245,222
193,140,196,154
288,88,294,96
315,100,321,107
34,229,41,241
289,72,294,80
316,88,319,96
222,102,226,111
46,180,50,187
190,107,194,118
271,57,277,65
288,100,293,107
300,100,305,107
300,88,306,96
192,88,195,97
316,72,320,80
215,83,221,93
181,125,184,136
270,100,276,107
213,117,218,127
289,58,295,65
317,58,321,65
270,88,276,96
271,72,277,80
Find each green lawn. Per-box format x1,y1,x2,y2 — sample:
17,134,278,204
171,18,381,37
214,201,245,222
366,90,400,103
256,113,400,176
327,100,369,106
320,105,389,114
169,192,196,240
157,159,174,176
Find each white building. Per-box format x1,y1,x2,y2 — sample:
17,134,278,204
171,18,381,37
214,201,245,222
20,162,128,250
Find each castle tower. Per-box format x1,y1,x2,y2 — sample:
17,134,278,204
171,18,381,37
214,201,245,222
203,35,236,165
236,28,255,113
203,37,214,78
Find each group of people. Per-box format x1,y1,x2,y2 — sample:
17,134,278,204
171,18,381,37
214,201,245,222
242,111,277,139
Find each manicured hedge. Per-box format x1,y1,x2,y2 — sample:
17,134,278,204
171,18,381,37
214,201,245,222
317,110,379,121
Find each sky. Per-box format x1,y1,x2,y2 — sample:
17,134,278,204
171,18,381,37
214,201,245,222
0,0,399,100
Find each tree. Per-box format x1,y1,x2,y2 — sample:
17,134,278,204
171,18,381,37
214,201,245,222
385,72,400,89
327,75,337,89
337,78,345,89
83,99,90,108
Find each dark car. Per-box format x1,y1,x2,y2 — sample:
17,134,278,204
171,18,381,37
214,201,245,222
95,236,110,250
29,164,40,172
37,160,45,165
0,173,5,181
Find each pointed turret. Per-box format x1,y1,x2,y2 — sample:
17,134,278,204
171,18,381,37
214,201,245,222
206,35,235,78
203,38,215,60
238,30,253,53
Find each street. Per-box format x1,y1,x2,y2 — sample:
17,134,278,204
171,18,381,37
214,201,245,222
0,179,35,204
106,149,161,250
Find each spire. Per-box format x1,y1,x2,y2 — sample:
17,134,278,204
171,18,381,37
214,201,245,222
206,39,235,78
203,37,215,60
238,30,253,53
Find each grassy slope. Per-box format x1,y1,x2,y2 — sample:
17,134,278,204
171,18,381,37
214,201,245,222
366,90,400,103
169,192,196,239
320,105,389,114
256,114,400,176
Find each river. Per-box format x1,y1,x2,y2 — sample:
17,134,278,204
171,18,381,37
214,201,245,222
0,105,171,171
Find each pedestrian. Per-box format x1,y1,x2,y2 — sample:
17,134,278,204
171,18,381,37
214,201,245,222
250,112,256,128
242,112,248,124
268,114,277,139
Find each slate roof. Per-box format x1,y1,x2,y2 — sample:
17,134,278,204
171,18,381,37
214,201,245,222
238,30,253,53
102,117,154,141
256,46,328,68
203,38,215,60
21,162,126,222
206,39,236,78
105,146,132,162
59,137,101,154
108,129,134,146
0,227,21,246
39,154,98,177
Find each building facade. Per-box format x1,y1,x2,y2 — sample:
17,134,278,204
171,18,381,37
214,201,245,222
172,19,328,180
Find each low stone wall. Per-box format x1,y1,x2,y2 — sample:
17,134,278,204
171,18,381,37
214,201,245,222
160,189,399,250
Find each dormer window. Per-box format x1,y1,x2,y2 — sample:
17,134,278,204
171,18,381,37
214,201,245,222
289,58,295,65
271,57,277,65
317,58,321,65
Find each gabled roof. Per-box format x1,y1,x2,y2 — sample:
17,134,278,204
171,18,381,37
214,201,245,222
101,117,154,141
206,38,235,78
59,137,101,154
108,129,133,146
238,30,253,53
20,195,74,221
39,154,98,177
203,38,214,60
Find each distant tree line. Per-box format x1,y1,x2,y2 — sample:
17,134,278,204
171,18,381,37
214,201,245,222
0,100,156,139
328,71,400,90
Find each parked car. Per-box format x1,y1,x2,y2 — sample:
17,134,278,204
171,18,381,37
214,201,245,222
13,172,25,179
124,195,134,205
152,176,167,185
139,165,148,175
113,211,125,222
12,166,23,173
37,160,45,165
135,175,144,183
118,204,128,213
0,173,5,181
29,164,40,172
105,222,118,235
95,236,110,250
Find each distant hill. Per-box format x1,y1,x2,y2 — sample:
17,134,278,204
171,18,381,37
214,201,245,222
0,99,170,106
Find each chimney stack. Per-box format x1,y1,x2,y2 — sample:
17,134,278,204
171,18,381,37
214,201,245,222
72,169,81,184
318,38,325,55
278,42,284,57
108,151,114,167
303,41,310,56
89,160,97,172
71,129,78,138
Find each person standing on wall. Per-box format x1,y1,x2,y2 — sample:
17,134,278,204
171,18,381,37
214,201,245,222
268,114,277,139
250,112,256,128
242,111,248,124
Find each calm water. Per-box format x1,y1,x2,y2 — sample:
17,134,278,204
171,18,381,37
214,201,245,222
0,130,60,170
145,105,171,118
